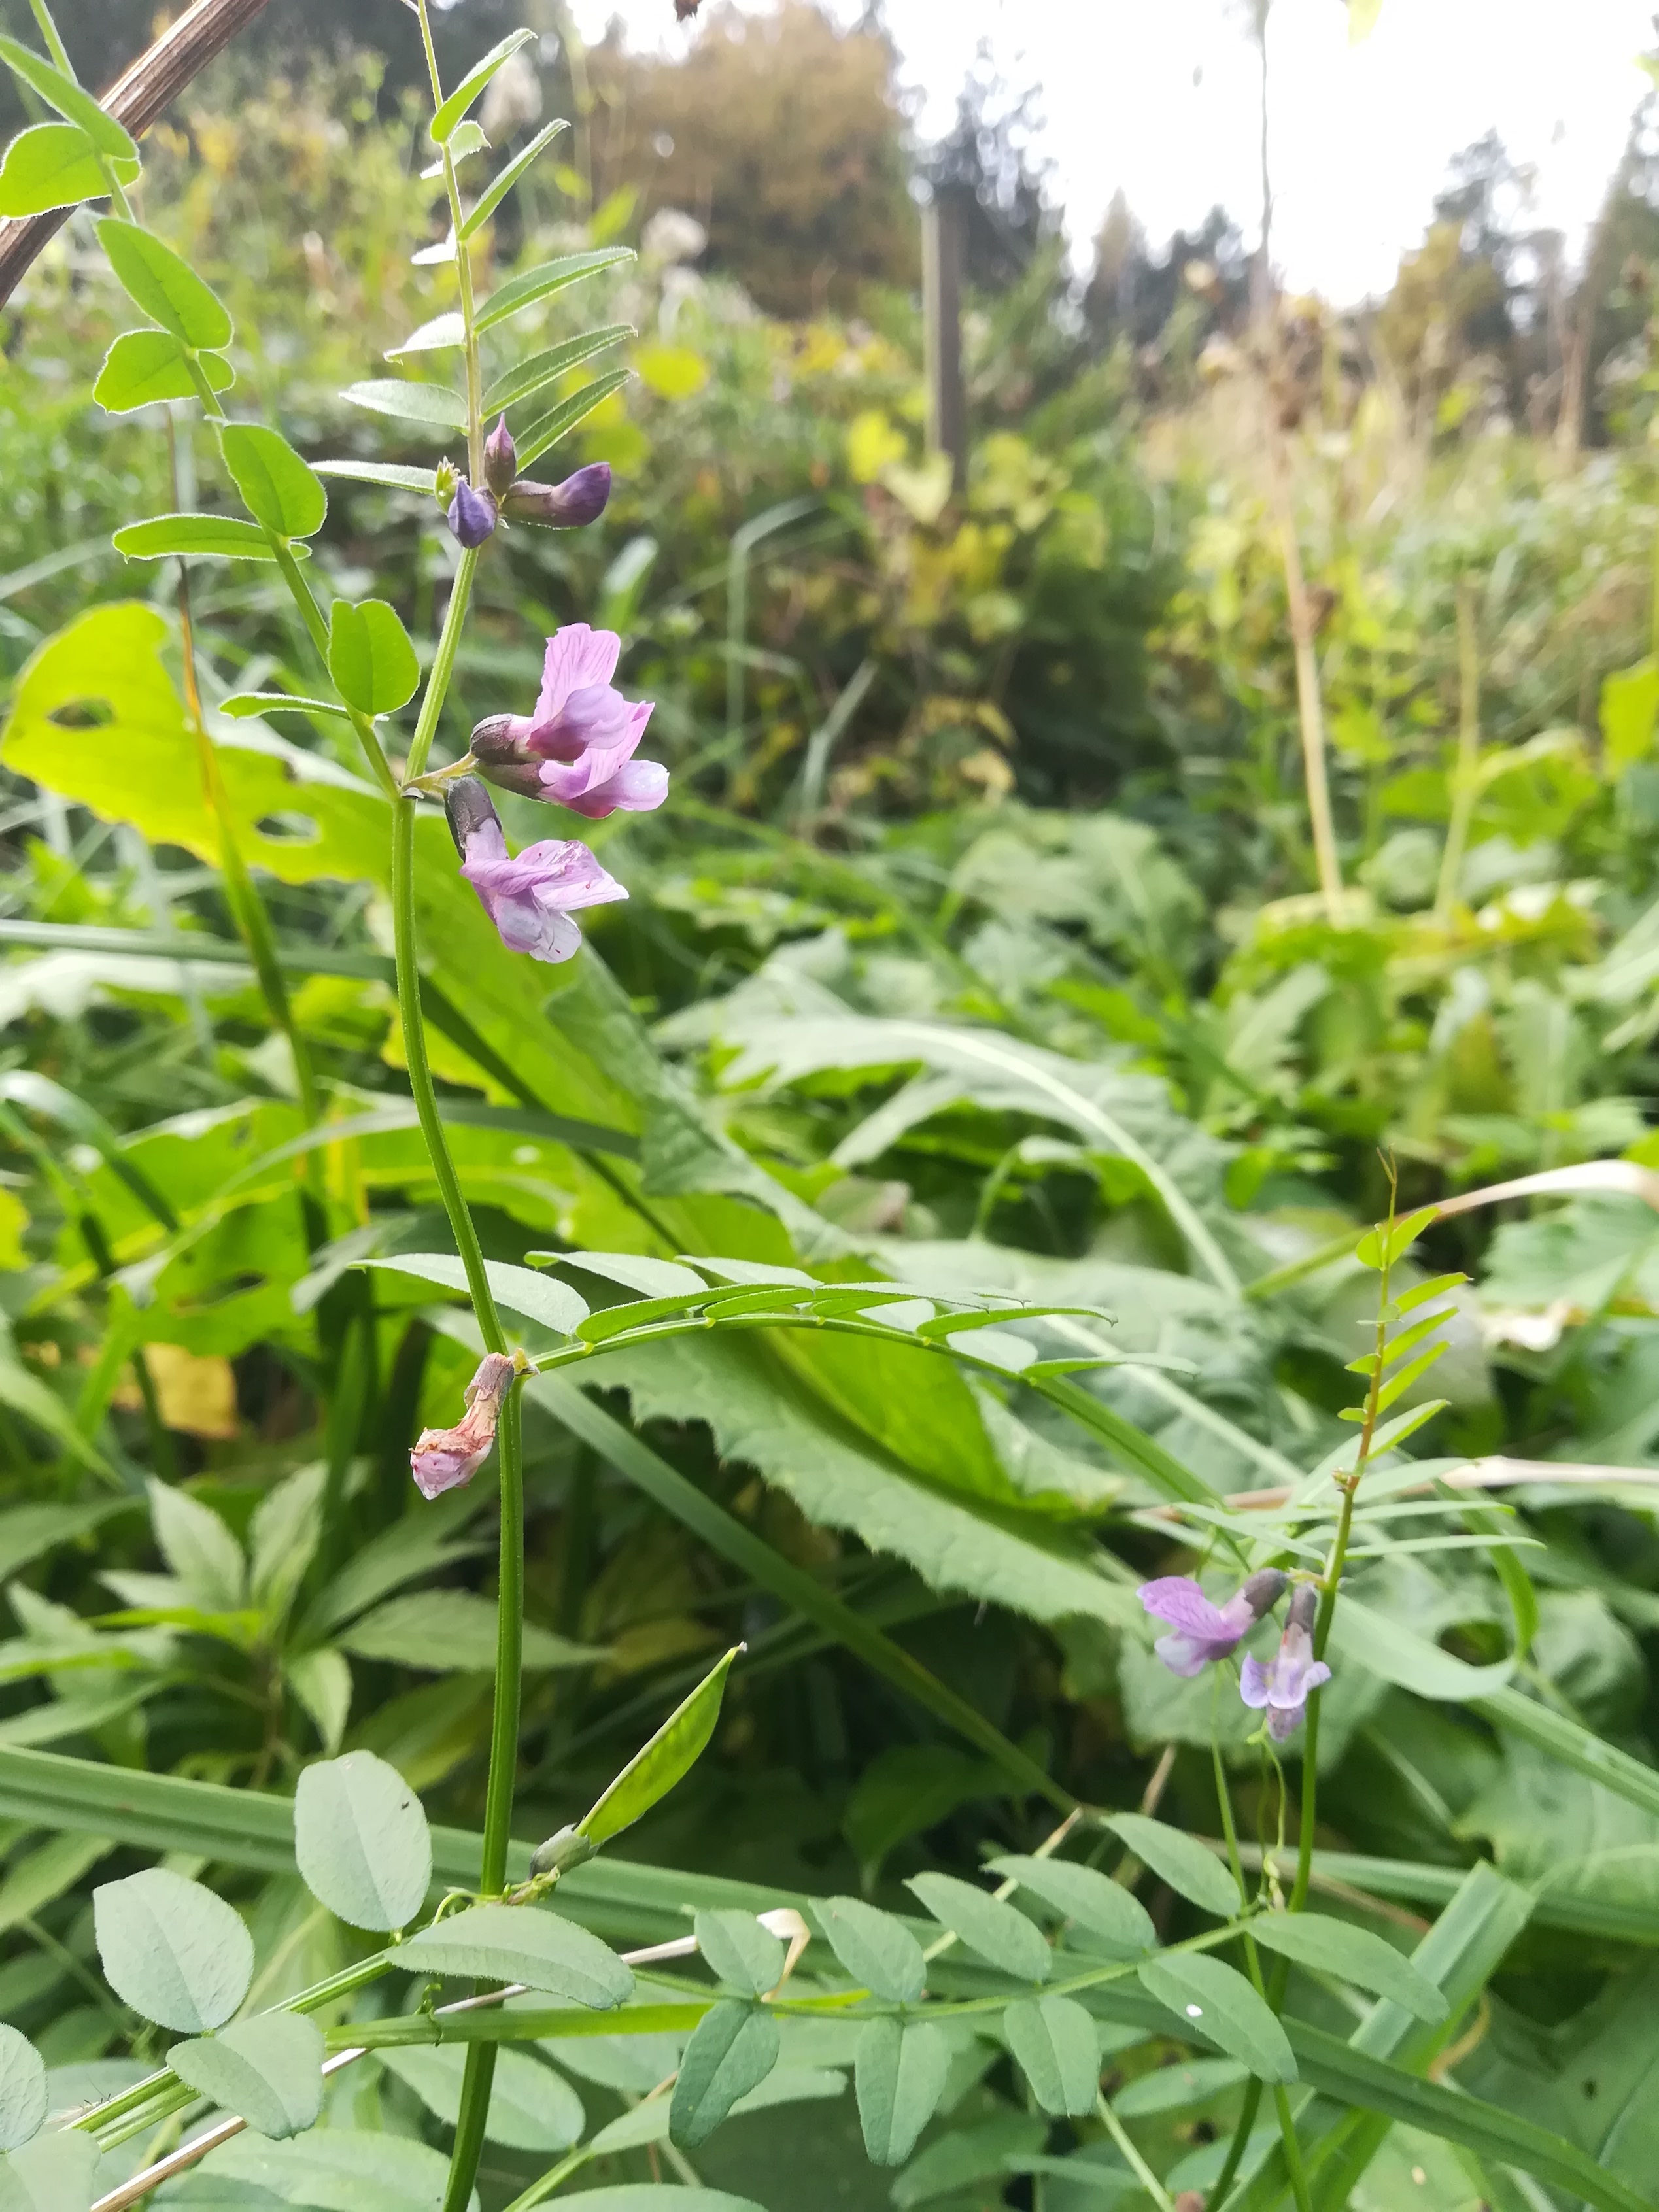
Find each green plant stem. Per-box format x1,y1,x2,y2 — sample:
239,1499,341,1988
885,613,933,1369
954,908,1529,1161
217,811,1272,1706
1433,577,1480,920
407,546,480,781
415,0,484,481
1095,2092,1177,2212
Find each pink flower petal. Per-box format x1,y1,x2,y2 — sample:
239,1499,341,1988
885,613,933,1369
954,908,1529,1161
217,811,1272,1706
1138,1576,1232,1641
536,624,621,722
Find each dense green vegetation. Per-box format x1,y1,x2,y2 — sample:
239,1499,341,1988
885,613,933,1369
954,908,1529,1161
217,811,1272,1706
5,5,1659,2209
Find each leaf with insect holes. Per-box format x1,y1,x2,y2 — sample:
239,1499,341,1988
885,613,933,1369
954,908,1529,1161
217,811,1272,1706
459,118,570,240
1244,1911,1447,2021
1002,1995,1101,2116
855,2017,949,2166
93,1867,253,2033
167,2012,325,2140
430,28,537,141
1104,1814,1243,1918
670,2001,779,2148
579,1644,741,1846
695,1909,785,1997
1354,1206,1438,1272
1137,1952,1296,2083
812,1896,927,2002
328,600,420,717
114,515,294,562
0,120,131,215
0,37,138,160
95,330,233,413
985,1855,1155,1956
97,219,231,350
294,1750,432,1931
0,2027,44,2153
220,425,326,539
905,1872,1050,1981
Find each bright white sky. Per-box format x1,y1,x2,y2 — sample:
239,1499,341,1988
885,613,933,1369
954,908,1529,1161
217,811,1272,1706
566,0,1657,302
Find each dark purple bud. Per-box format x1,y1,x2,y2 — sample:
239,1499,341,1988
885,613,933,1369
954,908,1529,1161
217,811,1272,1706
1286,1583,1319,1635
470,712,545,798
443,773,502,857
484,415,517,498
447,480,498,549
501,462,611,530
1241,1569,1290,1622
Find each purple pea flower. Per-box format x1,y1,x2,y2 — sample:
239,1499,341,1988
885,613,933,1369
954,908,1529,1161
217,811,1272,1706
1138,1569,1288,1678
484,414,517,498
502,463,613,528
410,1352,517,1499
1240,1584,1331,1741
469,622,667,819
445,775,626,964
447,479,498,549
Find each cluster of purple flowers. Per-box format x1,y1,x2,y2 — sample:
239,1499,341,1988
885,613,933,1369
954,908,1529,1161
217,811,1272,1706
1138,1568,1330,1740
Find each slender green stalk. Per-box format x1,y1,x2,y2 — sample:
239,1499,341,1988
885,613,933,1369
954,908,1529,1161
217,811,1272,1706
1095,2092,1177,2212
1433,577,1480,921
415,0,485,483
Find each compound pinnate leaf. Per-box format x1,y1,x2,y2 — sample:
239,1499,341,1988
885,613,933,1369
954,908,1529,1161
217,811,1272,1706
399,1903,632,2008
855,2017,948,2166
430,29,536,141
670,2000,780,2149
986,1854,1154,1956
1104,1814,1243,1919
113,515,288,563
696,1909,785,1997
294,1750,432,1931
95,330,233,413
904,1871,1050,1981
0,120,122,216
812,1896,926,2003
93,1867,254,2033
0,37,138,160
168,2012,325,2140
1002,1994,1101,2117
96,219,231,350
0,2127,98,2211
327,599,420,717
1244,1911,1448,2022
220,425,326,540
579,1644,741,1848
475,247,635,333
1137,1952,1296,2084
0,2027,44,2153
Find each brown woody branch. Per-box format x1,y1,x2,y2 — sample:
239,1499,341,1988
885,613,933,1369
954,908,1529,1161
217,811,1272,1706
0,0,275,309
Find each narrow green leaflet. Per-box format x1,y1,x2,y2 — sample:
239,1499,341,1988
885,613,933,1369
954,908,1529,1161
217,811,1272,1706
294,1750,432,1931
475,247,635,333
904,1871,1051,1981
360,1252,589,1336
812,1896,927,2003
92,1867,254,2033
199,2128,474,2212
314,460,439,494
577,1643,741,1848
1329,1598,1513,1703
1112,2056,1246,2117
670,2001,781,2148
97,219,231,350
220,425,326,539
0,120,120,216
113,515,287,563
328,600,420,717
696,1909,785,1996
1105,1814,1244,1918
168,2013,325,2140
1002,1994,1101,2117
1137,1953,1296,2083
1354,1205,1438,1270
95,330,233,413
220,692,351,724
341,1591,598,1674
0,2128,98,2212
855,2017,949,2166
398,1902,632,2007
1246,1911,1448,2022
459,116,570,240
430,27,536,141
482,324,634,418
0,37,138,159
517,370,634,471
385,311,466,358
341,379,468,430
0,2028,44,2154
553,2193,762,2212
986,1855,1155,1955
378,2043,585,2152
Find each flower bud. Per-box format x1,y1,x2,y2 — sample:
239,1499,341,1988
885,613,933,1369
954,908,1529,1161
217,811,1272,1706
469,712,545,798
443,772,502,857
447,479,498,549
1240,1569,1290,1621
484,414,517,498
501,462,612,530
528,1824,598,1879
434,455,460,504
1286,1582,1319,1635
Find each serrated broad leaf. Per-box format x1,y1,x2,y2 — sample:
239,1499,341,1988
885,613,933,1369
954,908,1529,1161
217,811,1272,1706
399,1902,632,2007
358,1252,589,1335
696,1909,785,1996
855,2016,948,2166
168,2012,324,2139
0,120,115,215
340,379,468,430
670,2000,779,2148
1002,1994,1101,2116
328,599,419,716
93,1867,253,2032
97,219,231,349
313,460,439,494
986,1855,1155,1955
0,38,137,159
95,330,232,413
294,1749,431,1931
460,116,569,239
378,2043,584,2152
905,1871,1050,1981
0,2028,44,2153
812,1895,926,2003
1245,1911,1447,2021
1106,1814,1243,1918
114,515,287,562
482,323,633,417
430,29,536,141
579,1643,740,1846
475,247,634,330
1137,1952,1296,2082
516,369,634,470
0,2127,97,2212
147,1480,244,1611
220,425,326,539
